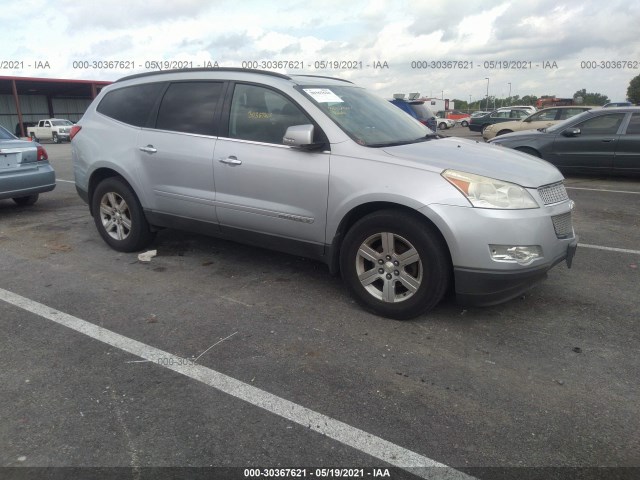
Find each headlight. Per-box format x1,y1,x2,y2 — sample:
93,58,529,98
442,170,539,209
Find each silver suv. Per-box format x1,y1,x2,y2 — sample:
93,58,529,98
71,69,577,319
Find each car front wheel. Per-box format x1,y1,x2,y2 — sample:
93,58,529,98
460,120,469,127
438,122,447,130
92,177,155,252
52,133,59,143
340,210,451,319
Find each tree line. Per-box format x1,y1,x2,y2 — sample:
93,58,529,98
453,74,640,110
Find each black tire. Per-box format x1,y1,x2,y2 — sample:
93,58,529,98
438,122,447,130
52,133,60,144
91,177,155,252
496,130,512,137
460,120,469,127
13,194,39,206
515,147,541,158
339,210,451,320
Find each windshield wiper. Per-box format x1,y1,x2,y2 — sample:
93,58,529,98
369,135,438,148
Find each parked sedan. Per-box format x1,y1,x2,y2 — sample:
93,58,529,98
0,125,55,205
482,106,592,140
436,110,471,127
436,117,456,130
488,107,640,175
468,108,531,133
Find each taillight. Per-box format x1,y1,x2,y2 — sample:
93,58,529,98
70,125,82,141
37,145,48,161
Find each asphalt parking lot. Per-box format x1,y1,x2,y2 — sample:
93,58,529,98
1,137,638,480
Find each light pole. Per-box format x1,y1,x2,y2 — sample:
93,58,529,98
469,94,472,113
485,77,490,111
508,82,512,105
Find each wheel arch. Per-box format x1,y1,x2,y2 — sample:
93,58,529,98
327,202,452,276
87,167,138,217
514,146,542,158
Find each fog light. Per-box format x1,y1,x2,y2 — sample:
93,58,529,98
489,245,543,265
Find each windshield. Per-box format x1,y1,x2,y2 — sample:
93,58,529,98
52,120,73,126
545,110,593,133
299,85,432,147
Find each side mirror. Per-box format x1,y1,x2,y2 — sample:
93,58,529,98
283,124,322,149
562,127,581,137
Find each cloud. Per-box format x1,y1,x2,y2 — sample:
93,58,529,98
1,0,637,100
61,0,217,30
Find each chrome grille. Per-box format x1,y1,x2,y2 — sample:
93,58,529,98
552,212,573,238
538,182,569,205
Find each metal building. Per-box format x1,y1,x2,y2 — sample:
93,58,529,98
0,76,111,136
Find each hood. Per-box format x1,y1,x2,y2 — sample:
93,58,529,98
381,136,563,188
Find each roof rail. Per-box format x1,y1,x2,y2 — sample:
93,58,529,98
116,68,292,83
291,74,354,84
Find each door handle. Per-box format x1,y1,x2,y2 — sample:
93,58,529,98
601,139,616,143
139,145,157,153
219,156,242,166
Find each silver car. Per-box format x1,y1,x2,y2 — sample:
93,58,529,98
71,69,577,319
0,125,55,206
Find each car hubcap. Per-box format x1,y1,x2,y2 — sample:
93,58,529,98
355,232,422,303
99,192,132,241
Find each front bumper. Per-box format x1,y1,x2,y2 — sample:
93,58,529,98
420,199,577,307
455,238,578,306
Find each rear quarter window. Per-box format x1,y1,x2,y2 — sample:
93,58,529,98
97,83,165,127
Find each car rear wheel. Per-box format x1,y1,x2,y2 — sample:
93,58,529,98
339,210,451,320
460,120,469,127
13,194,39,206
438,122,447,130
92,177,155,252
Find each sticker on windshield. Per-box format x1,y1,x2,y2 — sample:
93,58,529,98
303,88,343,103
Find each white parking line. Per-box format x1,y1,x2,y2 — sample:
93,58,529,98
566,186,640,195
578,244,640,255
56,179,75,184
0,287,473,480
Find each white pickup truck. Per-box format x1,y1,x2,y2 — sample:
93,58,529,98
28,118,74,143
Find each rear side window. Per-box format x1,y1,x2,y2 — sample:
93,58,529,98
625,114,640,134
97,83,165,127
155,82,223,135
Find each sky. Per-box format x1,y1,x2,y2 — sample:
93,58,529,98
3,0,640,104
